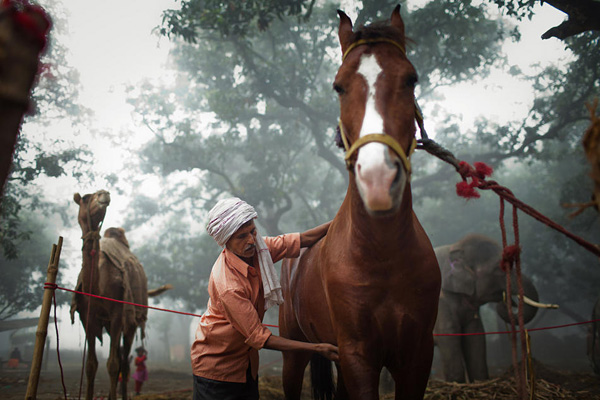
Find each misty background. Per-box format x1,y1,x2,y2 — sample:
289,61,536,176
1,0,599,378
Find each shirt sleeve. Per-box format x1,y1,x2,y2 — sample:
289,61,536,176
220,289,273,349
264,232,301,263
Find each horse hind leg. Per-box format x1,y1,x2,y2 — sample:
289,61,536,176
335,363,350,400
282,350,311,400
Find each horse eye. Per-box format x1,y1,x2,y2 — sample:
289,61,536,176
333,83,345,95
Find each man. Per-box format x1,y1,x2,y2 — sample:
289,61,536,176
192,197,338,400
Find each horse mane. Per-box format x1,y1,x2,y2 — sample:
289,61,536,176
350,20,404,44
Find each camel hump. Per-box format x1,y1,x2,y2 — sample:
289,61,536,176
100,237,139,268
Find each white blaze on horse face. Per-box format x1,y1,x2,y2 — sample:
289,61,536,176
354,53,404,212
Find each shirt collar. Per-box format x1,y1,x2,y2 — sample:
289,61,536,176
223,248,257,277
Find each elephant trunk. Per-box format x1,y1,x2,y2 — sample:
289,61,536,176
496,274,540,325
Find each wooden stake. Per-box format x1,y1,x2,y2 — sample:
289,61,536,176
25,236,63,400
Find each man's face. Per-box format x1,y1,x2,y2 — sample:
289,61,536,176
225,220,257,259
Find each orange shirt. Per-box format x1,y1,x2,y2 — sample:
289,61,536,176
191,233,301,383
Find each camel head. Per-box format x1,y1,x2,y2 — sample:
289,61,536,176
73,190,111,232
104,227,129,248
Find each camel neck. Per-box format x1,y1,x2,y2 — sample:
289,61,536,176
80,234,101,294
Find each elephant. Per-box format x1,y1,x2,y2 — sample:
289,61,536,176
433,234,544,383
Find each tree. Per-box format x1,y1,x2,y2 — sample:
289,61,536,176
1,0,92,261
0,0,93,317
0,215,70,320
122,0,513,308
489,0,600,40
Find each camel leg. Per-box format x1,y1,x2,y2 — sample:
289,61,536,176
120,327,136,400
281,350,311,400
85,333,98,400
107,323,123,400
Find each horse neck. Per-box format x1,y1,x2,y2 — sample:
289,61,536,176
80,224,101,294
342,179,415,249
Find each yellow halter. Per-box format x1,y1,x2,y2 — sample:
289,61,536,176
338,38,421,175
339,121,417,174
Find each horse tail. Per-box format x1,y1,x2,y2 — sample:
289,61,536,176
310,353,334,400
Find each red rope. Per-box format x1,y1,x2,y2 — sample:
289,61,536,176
433,319,600,336
47,283,205,318
80,246,97,400
44,283,600,336
50,285,68,399
455,161,600,257
453,159,600,399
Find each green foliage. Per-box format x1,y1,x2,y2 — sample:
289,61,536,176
0,216,68,321
123,0,600,314
489,0,537,20
161,0,312,40
135,222,221,311
407,0,507,92
0,0,93,259
0,0,93,317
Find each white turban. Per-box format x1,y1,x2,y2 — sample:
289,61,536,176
206,197,284,310
206,198,257,247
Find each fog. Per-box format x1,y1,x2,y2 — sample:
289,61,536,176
2,0,599,388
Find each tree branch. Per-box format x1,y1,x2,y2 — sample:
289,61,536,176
541,0,600,40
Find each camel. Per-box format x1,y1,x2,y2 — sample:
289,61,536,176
0,1,50,195
70,190,171,400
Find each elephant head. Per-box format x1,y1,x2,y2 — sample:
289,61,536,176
436,233,540,324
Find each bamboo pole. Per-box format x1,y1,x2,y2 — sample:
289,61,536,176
25,236,63,400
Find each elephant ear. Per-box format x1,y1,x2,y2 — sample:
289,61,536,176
436,244,476,296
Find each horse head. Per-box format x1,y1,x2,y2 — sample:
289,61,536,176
334,5,418,215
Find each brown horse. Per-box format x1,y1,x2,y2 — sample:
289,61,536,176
279,6,440,400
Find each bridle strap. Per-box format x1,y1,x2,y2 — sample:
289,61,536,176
339,121,417,175
342,38,406,61
338,37,426,174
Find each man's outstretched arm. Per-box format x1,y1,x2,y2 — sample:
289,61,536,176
299,221,332,248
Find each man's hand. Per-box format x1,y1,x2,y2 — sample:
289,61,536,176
300,221,332,248
313,343,339,362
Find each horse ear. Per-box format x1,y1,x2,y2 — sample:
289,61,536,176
337,10,353,56
390,4,406,45
74,193,81,204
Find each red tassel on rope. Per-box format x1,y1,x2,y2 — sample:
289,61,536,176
501,244,521,271
474,162,493,178
456,181,480,198
456,161,494,199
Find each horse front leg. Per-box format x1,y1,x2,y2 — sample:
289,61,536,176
390,336,434,400
337,345,381,400
85,332,98,400
107,323,123,400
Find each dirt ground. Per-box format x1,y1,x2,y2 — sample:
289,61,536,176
2,360,600,399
